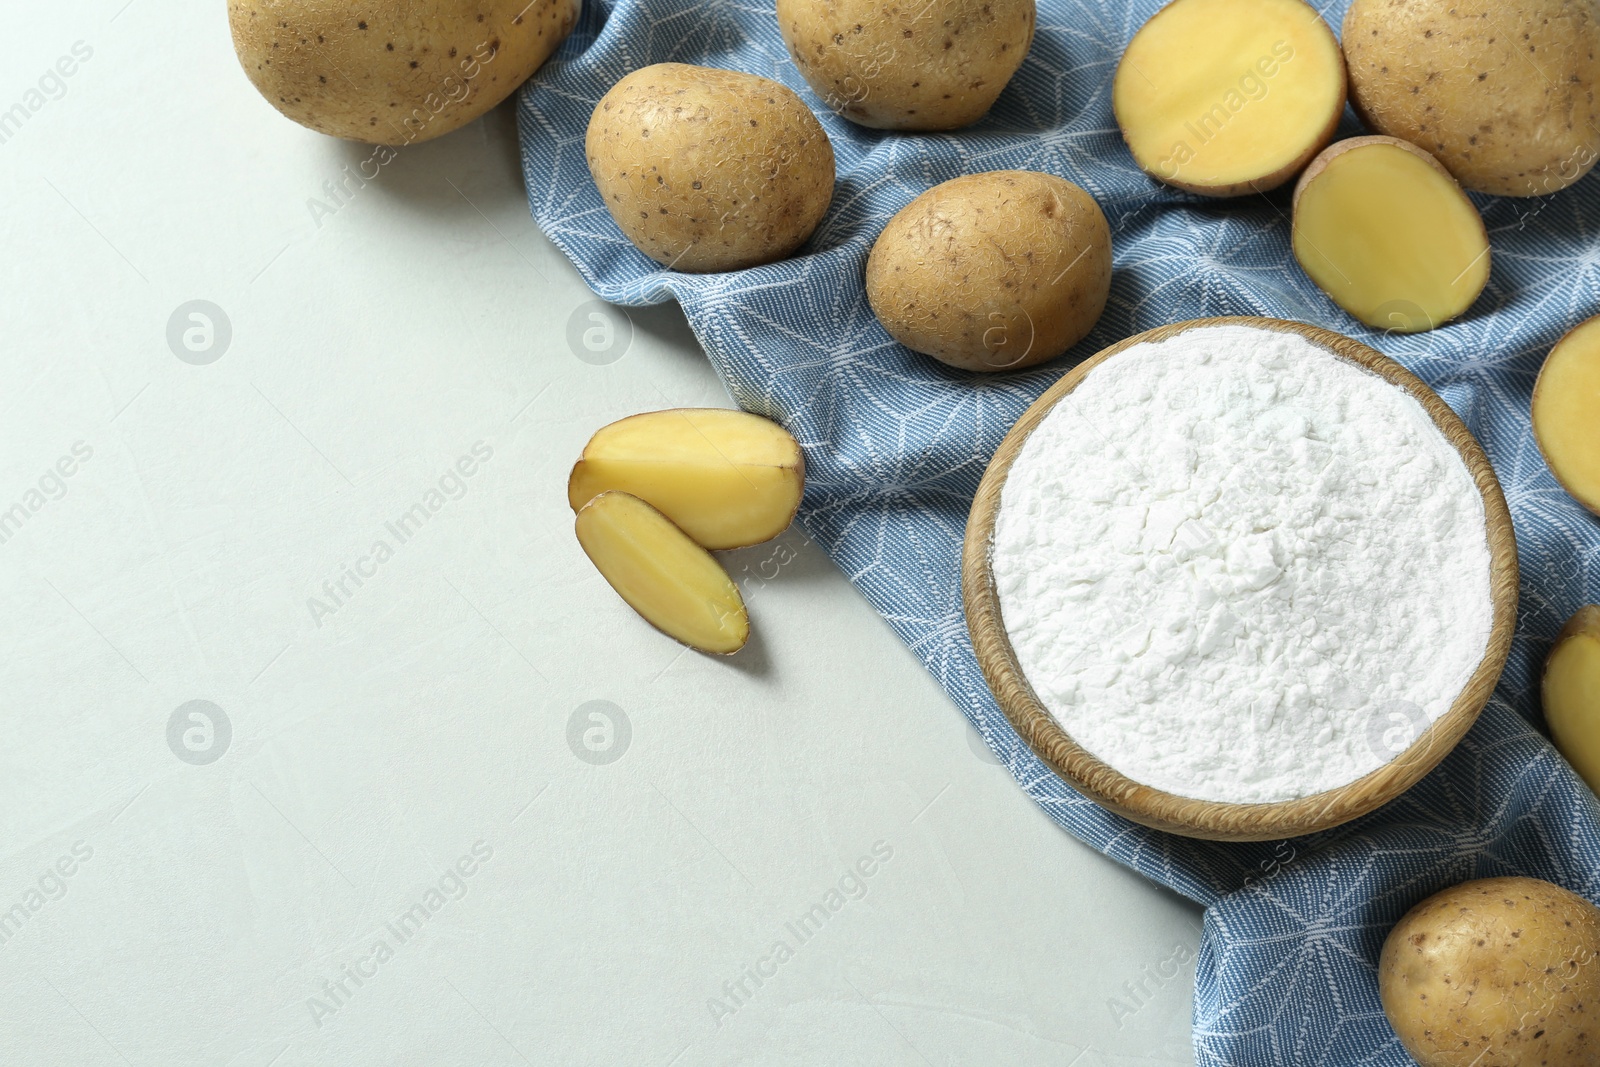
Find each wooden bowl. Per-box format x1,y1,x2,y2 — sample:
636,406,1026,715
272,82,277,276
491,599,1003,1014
962,317,1519,842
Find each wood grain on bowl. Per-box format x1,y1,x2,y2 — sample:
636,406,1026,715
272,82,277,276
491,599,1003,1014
961,316,1519,842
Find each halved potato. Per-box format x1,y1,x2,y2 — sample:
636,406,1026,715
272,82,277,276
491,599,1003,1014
1292,137,1490,333
568,409,804,550
1544,606,1600,793
1113,0,1346,196
575,491,749,655
1533,318,1600,515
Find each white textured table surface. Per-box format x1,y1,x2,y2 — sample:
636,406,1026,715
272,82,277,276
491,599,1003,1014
0,3,1202,1063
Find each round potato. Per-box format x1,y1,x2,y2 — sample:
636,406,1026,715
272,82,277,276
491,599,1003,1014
586,64,835,273
1379,876,1600,1067
1343,0,1600,197
229,0,579,143
777,0,1034,130
866,171,1112,373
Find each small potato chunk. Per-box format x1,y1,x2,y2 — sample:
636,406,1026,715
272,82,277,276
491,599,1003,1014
575,492,749,655
1545,606,1600,792
228,0,579,143
1533,318,1600,516
568,409,805,550
586,64,835,273
1113,0,1346,196
1292,137,1490,333
865,171,1112,373
1343,0,1600,198
1380,876,1600,1067
777,0,1035,130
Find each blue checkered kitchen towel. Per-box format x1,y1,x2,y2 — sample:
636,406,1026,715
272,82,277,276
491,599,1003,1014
517,0,1600,1061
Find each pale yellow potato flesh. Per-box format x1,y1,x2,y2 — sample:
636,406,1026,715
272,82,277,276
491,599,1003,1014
1534,318,1600,516
568,409,804,550
1379,876,1600,1067
1113,0,1346,196
575,492,749,655
1545,606,1600,793
1292,138,1490,333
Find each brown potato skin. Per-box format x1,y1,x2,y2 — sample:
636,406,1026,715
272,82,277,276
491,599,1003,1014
229,0,579,143
586,64,835,273
1379,876,1600,1067
777,0,1035,130
866,171,1112,373
1343,0,1600,197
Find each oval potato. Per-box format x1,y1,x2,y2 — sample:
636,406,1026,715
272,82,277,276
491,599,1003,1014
1380,876,1600,1067
586,64,835,273
1343,0,1600,197
866,171,1112,372
777,0,1035,130
229,0,579,143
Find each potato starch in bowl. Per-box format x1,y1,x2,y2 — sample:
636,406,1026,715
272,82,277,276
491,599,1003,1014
992,325,1494,803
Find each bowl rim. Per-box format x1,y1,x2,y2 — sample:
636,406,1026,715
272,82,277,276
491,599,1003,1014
960,316,1520,842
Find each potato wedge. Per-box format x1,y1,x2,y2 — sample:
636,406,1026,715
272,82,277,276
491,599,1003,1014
1113,0,1346,196
575,492,749,655
568,409,804,550
1533,317,1600,516
1544,606,1600,794
1292,137,1490,333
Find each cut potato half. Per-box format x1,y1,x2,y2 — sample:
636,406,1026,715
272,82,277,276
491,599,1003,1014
1292,137,1490,334
1534,318,1600,516
575,491,749,655
1113,0,1346,196
568,409,804,550
1545,606,1600,796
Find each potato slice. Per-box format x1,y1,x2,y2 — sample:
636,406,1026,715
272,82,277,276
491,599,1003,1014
1544,606,1600,793
1534,318,1600,516
575,492,749,655
1292,137,1490,334
1113,0,1346,196
568,409,804,550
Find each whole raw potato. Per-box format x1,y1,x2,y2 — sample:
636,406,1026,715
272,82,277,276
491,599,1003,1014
777,0,1035,130
586,64,836,273
866,171,1112,372
1343,0,1600,197
1379,876,1600,1067
229,0,579,143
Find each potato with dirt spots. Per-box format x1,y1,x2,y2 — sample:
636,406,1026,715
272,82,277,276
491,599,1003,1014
1342,0,1600,197
865,171,1112,373
586,64,836,273
1379,876,1600,1067
777,0,1035,130
229,0,579,143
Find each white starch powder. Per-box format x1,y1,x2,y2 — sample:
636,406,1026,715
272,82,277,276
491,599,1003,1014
992,325,1494,804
